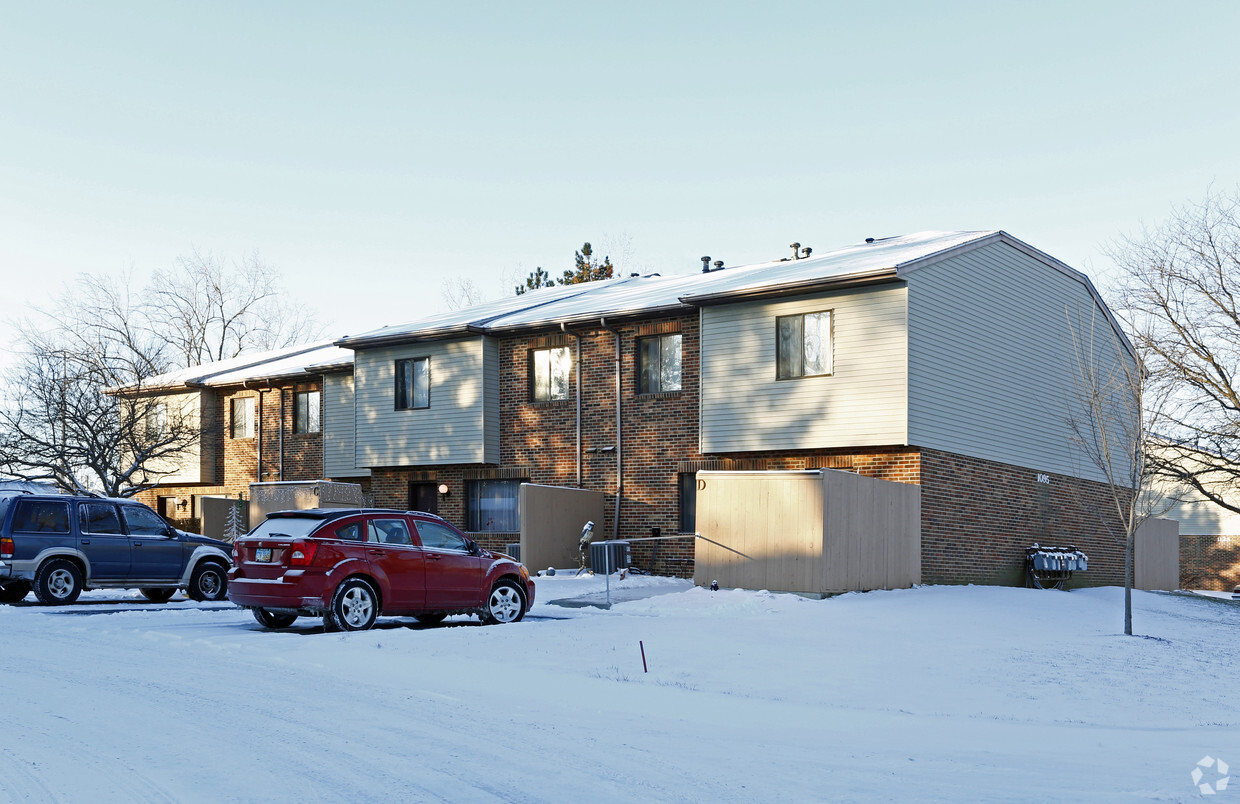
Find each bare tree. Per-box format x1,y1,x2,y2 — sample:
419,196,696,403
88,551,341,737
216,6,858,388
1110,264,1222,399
147,250,321,367
0,274,199,495
0,252,320,495
1066,304,1168,635
1110,188,1240,514
440,276,484,311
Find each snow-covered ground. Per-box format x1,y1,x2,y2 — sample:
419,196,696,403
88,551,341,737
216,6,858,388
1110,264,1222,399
2,576,1237,802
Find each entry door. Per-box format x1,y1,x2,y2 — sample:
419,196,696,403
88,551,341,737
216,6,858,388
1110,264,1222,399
409,483,439,515
364,517,426,610
412,519,482,608
76,502,131,580
121,506,183,581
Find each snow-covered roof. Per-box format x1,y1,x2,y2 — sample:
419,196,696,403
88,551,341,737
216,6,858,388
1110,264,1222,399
136,341,352,391
337,231,998,347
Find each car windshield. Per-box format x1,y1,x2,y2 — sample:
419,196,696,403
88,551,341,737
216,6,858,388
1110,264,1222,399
245,517,323,540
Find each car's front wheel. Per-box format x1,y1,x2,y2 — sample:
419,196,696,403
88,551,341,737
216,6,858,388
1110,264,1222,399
0,580,31,604
188,562,228,602
253,608,299,629
33,559,83,605
481,579,526,624
139,588,176,603
326,578,378,631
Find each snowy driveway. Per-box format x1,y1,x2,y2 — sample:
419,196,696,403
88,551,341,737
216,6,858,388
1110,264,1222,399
1,576,1237,802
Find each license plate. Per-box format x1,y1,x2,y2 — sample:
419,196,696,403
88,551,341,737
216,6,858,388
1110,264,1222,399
255,548,273,563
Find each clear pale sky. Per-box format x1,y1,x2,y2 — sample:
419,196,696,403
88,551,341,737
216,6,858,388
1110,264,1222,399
2,1,1238,352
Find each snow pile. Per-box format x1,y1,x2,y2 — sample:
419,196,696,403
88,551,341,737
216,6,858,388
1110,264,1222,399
1,579,1236,802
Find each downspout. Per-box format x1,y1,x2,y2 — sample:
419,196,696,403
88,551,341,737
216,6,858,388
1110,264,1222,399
256,387,264,482
561,323,582,488
278,386,285,481
600,317,622,541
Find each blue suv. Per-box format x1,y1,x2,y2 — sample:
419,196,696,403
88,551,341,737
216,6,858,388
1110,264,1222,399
0,492,232,605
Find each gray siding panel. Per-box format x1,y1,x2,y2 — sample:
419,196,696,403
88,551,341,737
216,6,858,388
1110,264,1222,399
906,242,1132,483
353,337,490,467
700,285,908,453
323,373,369,478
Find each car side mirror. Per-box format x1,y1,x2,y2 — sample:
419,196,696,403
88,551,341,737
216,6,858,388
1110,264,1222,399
468,539,481,556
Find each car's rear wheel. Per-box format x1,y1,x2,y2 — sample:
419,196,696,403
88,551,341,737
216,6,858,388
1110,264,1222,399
0,581,31,604
326,578,378,631
139,587,176,603
481,579,526,624
34,559,83,605
188,562,228,602
253,608,299,629
414,612,447,626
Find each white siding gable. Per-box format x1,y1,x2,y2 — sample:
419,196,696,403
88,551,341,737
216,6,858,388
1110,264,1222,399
906,241,1133,483
352,336,498,467
700,284,909,453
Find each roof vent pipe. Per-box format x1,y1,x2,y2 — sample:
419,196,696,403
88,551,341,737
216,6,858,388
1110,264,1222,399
865,237,875,244
790,242,800,259
701,256,711,273
713,260,723,271
802,246,812,258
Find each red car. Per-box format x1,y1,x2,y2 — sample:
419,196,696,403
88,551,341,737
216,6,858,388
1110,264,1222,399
227,509,534,631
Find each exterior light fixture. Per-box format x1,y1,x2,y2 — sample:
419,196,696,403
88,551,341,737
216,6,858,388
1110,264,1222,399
437,483,450,496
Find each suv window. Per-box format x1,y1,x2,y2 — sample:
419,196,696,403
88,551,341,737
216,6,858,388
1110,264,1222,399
12,500,71,533
121,505,169,537
369,519,412,546
415,520,471,552
80,503,123,534
334,522,363,541
248,517,321,540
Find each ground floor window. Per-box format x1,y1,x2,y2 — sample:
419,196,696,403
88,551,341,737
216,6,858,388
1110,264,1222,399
467,479,522,532
678,472,697,533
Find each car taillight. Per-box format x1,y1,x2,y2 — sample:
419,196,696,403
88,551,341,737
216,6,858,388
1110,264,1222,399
232,542,243,562
288,541,317,567
0,537,12,558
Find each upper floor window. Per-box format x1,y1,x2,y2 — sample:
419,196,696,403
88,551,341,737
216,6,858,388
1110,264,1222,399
531,346,571,402
145,403,167,438
294,390,321,434
777,311,833,379
231,397,255,439
395,357,430,410
637,333,682,394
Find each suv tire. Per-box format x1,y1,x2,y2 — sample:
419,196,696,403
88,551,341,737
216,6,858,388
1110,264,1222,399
481,579,526,624
34,559,83,605
188,562,228,602
253,608,299,629
325,578,378,631
0,580,31,604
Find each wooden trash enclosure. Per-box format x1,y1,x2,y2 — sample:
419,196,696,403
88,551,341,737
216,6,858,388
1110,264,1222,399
694,470,921,595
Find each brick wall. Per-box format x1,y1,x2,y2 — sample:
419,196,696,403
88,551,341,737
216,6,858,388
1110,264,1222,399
135,381,326,530
1180,535,1240,591
919,448,1127,587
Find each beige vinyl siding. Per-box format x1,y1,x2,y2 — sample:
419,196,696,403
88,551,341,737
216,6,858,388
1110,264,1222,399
353,336,497,467
906,241,1133,484
323,373,369,478
700,284,909,453
136,390,217,484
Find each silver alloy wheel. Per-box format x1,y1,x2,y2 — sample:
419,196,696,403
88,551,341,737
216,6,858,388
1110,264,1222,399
198,569,221,597
48,568,76,599
488,585,523,623
340,585,374,628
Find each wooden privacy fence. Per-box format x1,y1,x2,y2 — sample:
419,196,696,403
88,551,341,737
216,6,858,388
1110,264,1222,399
1135,517,1179,591
694,469,921,595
